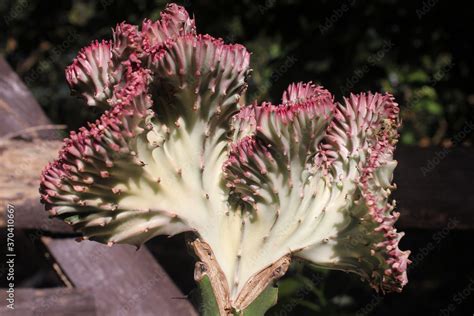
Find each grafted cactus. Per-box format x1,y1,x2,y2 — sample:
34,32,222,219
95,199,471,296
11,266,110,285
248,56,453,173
40,3,410,315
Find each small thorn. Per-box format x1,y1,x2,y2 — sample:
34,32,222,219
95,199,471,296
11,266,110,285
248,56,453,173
73,185,88,192
100,171,110,178
83,176,94,184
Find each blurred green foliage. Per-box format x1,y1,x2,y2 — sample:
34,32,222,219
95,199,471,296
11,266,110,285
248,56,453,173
1,0,473,147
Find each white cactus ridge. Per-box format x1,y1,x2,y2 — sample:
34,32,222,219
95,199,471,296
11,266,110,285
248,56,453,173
40,2,411,309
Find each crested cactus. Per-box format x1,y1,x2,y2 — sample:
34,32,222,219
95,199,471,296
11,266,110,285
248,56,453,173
40,3,410,315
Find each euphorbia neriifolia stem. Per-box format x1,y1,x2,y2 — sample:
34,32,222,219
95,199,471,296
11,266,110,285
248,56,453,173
40,3,411,314
190,237,286,315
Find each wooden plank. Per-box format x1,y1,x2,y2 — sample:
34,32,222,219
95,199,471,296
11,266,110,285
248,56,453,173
0,57,63,227
42,237,197,316
0,288,95,315
0,139,70,231
0,57,55,139
394,146,474,229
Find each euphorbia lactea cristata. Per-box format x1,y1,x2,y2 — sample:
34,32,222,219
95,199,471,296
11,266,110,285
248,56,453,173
40,3,410,314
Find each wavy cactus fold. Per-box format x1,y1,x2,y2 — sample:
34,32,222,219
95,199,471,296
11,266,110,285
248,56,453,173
40,3,410,313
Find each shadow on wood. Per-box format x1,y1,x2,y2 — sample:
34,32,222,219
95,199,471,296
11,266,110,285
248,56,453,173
0,288,96,316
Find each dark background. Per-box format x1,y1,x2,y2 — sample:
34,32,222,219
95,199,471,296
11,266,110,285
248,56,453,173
1,0,473,315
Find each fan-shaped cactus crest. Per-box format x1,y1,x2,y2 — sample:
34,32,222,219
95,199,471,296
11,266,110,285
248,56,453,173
40,3,410,314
